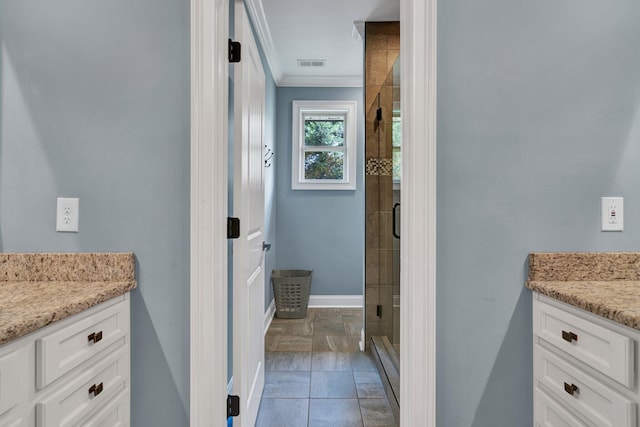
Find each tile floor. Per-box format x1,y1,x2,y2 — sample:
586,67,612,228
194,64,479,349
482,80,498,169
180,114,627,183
256,308,396,427
265,308,363,352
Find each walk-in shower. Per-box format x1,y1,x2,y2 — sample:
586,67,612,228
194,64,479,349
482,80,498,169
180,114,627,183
363,21,401,424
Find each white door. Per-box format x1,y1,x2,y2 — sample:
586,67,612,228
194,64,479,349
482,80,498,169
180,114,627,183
232,0,266,426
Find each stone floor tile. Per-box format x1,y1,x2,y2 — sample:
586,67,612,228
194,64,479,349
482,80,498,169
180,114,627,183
359,398,396,426
313,335,361,352
349,352,378,372
266,351,312,371
267,321,314,336
309,399,363,427
275,335,313,352
355,382,386,399
344,319,363,336
353,371,382,384
311,351,352,371
310,371,357,398
255,398,309,427
313,320,348,336
263,371,310,398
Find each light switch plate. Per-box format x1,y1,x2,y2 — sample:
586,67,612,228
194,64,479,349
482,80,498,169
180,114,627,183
601,197,623,231
56,197,79,232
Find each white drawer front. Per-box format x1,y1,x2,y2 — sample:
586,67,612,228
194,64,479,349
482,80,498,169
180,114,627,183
533,299,634,387
36,299,128,389
36,347,129,427
535,346,636,427
0,348,27,416
535,388,587,427
82,389,129,427
0,415,28,427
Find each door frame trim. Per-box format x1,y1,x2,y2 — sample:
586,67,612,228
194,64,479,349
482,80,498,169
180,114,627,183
189,0,437,425
400,0,437,425
189,0,230,425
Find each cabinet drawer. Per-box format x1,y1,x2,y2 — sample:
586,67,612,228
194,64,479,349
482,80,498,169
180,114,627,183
0,348,28,416
82,388,129,427
36,347,129,427
535,346,636,427
533,299,634,387
36,299,129,389
535,388,587,427
0,415,28,427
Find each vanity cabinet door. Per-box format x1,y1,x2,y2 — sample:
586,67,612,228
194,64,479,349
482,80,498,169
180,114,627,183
0,347,28,417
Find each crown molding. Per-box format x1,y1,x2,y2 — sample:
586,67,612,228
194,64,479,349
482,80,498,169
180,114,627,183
243,0,283,82
277,75,363,88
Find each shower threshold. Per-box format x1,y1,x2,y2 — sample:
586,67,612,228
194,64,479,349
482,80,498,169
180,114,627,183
371,336,400,426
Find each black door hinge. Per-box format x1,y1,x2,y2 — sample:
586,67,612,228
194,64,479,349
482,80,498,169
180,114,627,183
227,217,240,239
376,305,382,318
227,395,240,417
229,39,241,63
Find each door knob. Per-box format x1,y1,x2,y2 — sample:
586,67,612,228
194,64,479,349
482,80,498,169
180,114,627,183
263,242,271,252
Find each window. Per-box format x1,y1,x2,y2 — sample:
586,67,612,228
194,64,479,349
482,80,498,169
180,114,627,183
292,100,357,190
392,113,402,183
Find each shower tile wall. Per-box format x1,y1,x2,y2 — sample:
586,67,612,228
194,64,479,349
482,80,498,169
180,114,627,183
364,22,400,350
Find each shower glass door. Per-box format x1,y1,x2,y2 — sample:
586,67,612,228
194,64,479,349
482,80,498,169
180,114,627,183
364,22,400,419
391,56,401,355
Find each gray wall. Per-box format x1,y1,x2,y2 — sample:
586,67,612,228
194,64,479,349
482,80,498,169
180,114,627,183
437,1,640,426
0,1,190,426
275,87,364,296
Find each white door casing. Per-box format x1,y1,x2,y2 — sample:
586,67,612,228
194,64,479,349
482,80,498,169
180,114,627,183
189,0,437,425
232,1,267,426
190,0,229,425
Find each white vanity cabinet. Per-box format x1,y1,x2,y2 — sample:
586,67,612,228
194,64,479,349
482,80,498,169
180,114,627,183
533,293,639,427
0,294,130,427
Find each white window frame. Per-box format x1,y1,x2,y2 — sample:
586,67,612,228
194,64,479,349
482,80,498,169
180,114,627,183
291,100,357,190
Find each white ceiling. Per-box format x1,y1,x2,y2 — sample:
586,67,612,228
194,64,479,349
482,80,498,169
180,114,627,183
245,0,400,87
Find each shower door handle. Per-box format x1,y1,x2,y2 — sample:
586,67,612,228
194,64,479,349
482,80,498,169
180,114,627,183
392,203,400,239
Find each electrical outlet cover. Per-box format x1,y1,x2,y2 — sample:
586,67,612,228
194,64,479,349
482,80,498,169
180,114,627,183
601,197,623,232
56,197,79,232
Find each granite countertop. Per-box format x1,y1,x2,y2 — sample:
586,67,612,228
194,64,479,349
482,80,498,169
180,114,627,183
0,253,136,345
526,252,640,331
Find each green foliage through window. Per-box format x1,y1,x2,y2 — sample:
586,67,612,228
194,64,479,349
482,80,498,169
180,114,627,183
392,117,402,181
304,119,344,146
304,152,344,179
303,116,346,180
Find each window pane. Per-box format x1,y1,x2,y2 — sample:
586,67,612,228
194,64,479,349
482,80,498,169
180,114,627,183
304,151,344,180
392,117,402,148
393,148,402,182
304,116,345,147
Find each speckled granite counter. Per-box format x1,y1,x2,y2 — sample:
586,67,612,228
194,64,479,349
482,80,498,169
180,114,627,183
526,252,640,331
0,253,136,345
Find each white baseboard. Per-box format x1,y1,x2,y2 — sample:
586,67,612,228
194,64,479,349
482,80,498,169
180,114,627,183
308,295,363,308
264,298,276,335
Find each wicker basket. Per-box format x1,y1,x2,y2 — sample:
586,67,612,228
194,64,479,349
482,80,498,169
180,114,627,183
271,270,313,319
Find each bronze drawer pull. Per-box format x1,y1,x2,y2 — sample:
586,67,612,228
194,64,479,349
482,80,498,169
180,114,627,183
561,330,578,343
89,382,104,397
564,382,579,396
88,331,103,344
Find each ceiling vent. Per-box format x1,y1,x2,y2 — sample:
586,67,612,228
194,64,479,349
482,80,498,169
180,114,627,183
297,59,326,68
